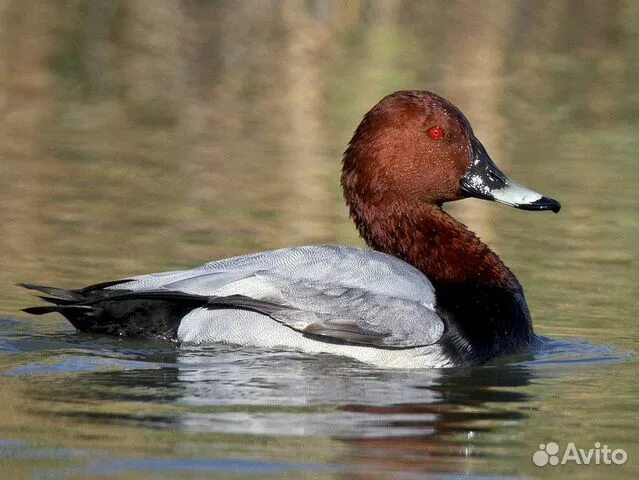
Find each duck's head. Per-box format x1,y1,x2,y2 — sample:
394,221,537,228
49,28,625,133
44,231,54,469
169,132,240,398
342,90,560,214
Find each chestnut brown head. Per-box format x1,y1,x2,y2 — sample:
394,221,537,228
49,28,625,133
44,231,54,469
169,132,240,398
341,91,560,215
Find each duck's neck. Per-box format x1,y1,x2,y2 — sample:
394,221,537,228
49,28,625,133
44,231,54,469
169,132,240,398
353,202,532,362
352,202,520,292
350,200,532,363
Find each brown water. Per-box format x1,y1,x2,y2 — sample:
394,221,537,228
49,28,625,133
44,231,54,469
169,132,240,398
0,2,637,479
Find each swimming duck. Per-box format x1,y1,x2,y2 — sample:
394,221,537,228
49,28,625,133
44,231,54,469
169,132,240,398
21,91,560,368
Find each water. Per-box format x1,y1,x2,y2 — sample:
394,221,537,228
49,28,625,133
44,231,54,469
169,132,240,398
0,1,637,478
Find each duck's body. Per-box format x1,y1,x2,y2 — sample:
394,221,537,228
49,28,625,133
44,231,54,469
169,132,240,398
53,246,450,368
20,243,523,368
21,91,560,368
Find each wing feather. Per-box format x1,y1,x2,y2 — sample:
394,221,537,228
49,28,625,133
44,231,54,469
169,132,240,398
103,246,444,348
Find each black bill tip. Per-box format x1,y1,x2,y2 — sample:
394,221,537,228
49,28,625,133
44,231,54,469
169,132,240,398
515,196,561,213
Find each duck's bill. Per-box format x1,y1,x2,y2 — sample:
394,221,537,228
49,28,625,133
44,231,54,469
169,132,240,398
460,137,561,213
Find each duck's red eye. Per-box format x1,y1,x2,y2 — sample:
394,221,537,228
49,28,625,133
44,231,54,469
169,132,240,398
427,126,444,140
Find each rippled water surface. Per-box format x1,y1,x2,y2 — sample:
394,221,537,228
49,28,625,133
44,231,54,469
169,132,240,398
0,2,637,479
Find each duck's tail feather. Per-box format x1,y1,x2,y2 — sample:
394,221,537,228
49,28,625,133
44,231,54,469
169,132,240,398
17,283,84,303
18,282,205,341
22,305,92,315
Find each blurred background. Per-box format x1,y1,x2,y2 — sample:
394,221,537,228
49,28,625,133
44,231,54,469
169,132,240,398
0,1,637,479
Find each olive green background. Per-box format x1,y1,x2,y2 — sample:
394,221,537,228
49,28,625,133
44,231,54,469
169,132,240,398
0,1,636,478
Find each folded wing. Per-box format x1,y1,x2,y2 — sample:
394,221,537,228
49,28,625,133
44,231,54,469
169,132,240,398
22,246,444,348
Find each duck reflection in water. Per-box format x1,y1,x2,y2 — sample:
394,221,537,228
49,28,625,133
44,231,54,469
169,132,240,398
31,343,534,475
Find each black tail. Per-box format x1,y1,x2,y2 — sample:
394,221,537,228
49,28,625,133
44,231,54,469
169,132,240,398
19,282,205,341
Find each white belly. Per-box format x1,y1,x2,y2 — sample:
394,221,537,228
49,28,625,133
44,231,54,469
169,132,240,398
177,308,451,369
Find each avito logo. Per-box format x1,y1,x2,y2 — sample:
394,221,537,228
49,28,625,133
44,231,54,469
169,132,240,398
533,442,627,467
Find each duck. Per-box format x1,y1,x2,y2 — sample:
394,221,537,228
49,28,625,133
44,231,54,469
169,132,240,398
20,91,560,368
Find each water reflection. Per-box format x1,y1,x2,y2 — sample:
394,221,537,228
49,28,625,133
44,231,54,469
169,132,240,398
16,344,532,475
24,346,533,430
0,319,631,478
